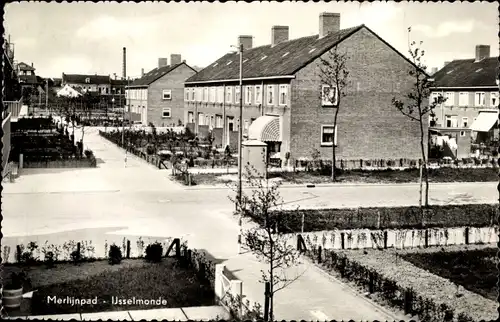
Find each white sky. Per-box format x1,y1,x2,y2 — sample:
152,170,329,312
4,1,498,78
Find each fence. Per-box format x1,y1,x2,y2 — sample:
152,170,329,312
3,100,22,119
215,264,243,318
293,226,498,252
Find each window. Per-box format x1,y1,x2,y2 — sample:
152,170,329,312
490,92,499,107
210,115,215,128
444,92,453,106
461,117,468,128
321,85,338,106
430,92,440,104
445,115,458,128
245,86,253,105
279,85,288,106
162,89,172,100
460,131,466,137
235,86,241,103
185,88,189,101
198,112,204,125
205,115,210,127
188,112,194,123
215,115,222,128
162,108,171,118
474,92,485,106
209,87,216,103
203,87,209,102
458,92,468,106
226,86,233,103
217,87,224,103
250,118,256,124
321,125,337,146
255,85,262,104
267,85,275,105
244,120,249,131
85,78,90,84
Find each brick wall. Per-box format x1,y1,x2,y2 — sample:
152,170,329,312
290,27,427,162
147,64,196,127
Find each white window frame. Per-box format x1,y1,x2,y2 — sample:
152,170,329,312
210,115,215,128
255,85,262,104
460,130,466,137
198,112,204,125
185,88,189,101
209,87,216,103
279,84,288,106
203,87,209,102
445,115,458,128
490,92,499,107
245,86,253,105
217,86,224,103
320,125,338,146
226,86,233,103
267,85,275,106
321,85,338,106
215,114,222,128
162,108,172,118
162,89,172,100
444,92,453,106
430,92,440,104
461,117,468,128
85,77,90,84
235,86,241,103
188,111,194,123
190,88,195,101
458,92,469,106
244,120,249,131
474,92,486,107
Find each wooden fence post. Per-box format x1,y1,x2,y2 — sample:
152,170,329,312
341,232,345,250
383,231,388,249
424,229,429,248
465,227,469,245
369,271,375,294
16,245,22,263
77,242,81,257
317,246,322,263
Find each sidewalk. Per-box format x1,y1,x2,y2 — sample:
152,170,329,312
6,306,229,321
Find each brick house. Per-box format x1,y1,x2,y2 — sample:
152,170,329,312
125,55,197,126
430,45,499,157
184,12,426,164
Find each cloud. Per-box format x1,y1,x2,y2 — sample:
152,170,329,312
412,20,475,38
15,37,37,49
47,56,94,75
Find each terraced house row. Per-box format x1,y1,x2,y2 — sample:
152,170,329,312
183,12,425,165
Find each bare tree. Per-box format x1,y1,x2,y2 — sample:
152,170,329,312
230,166,305,321
391,28,446,208
318,46,350,181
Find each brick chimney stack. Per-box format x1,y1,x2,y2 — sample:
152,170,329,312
170,54,182,65
431,67,438,75
141,68,144,77
271,26,289,46
122,47,127,79
158,58,168,68
475,45,490,62
238,35,253,50
319,12,340,38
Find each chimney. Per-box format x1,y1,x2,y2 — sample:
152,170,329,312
238,35,253,50
122,47,127,79
319,12,340,38
444,61,451,66
141,68,144,77
475,45,490,62
31,62,33,67
431,67,438,75
271,27,289,46
170,54,182,65
158,58,169,68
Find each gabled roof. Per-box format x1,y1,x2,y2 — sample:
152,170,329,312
129,62,196,87
432,57,499,88
63,73,110,85
186,25,365,83
17,62,35,71
110,79,129,86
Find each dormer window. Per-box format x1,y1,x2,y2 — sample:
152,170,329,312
85,77,90,83
260,55,267,61
475,68,483,73
282,52,289,58
243,59,248,63
446,70,453,75
213,63,218,67
227,61,232,66
309,48,316,53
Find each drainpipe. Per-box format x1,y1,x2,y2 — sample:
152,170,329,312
222,84,227,148
195,88,198,135
261,81,264,116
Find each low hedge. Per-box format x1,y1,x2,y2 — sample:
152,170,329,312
264,204,498,233
307,246,496,322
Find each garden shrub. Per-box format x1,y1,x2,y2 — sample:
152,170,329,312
145,242,163,262
146,144,155,155
108,244,123,265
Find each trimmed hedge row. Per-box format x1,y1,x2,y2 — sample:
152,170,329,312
265,204,498,233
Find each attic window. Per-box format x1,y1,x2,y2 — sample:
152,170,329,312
243,59,248,63
227,61,232,66
309,48,316,53
213,63,218,67
260,55,267,61
282,52,289,58
475,68,483,73
446,70,454,75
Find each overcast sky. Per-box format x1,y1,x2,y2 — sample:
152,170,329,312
4,1,498,79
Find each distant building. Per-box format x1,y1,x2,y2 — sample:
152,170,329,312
185,12,427,163
125,54,197,126
61,73,112,95
430,45,499,157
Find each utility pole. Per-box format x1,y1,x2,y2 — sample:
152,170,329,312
45,80,49,114
237,43,244,254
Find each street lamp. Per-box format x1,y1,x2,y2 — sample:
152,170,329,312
230,43,244,254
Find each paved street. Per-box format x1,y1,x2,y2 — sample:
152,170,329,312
2,127,497,321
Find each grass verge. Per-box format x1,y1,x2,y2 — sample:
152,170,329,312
4,258,214,315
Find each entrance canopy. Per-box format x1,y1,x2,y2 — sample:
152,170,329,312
470,111,498,132
248,115,280,142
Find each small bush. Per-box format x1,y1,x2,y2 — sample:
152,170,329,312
146,145,155,155
44,251,56,268
108,244,123,265
84,149,94,158
145,242,163,263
